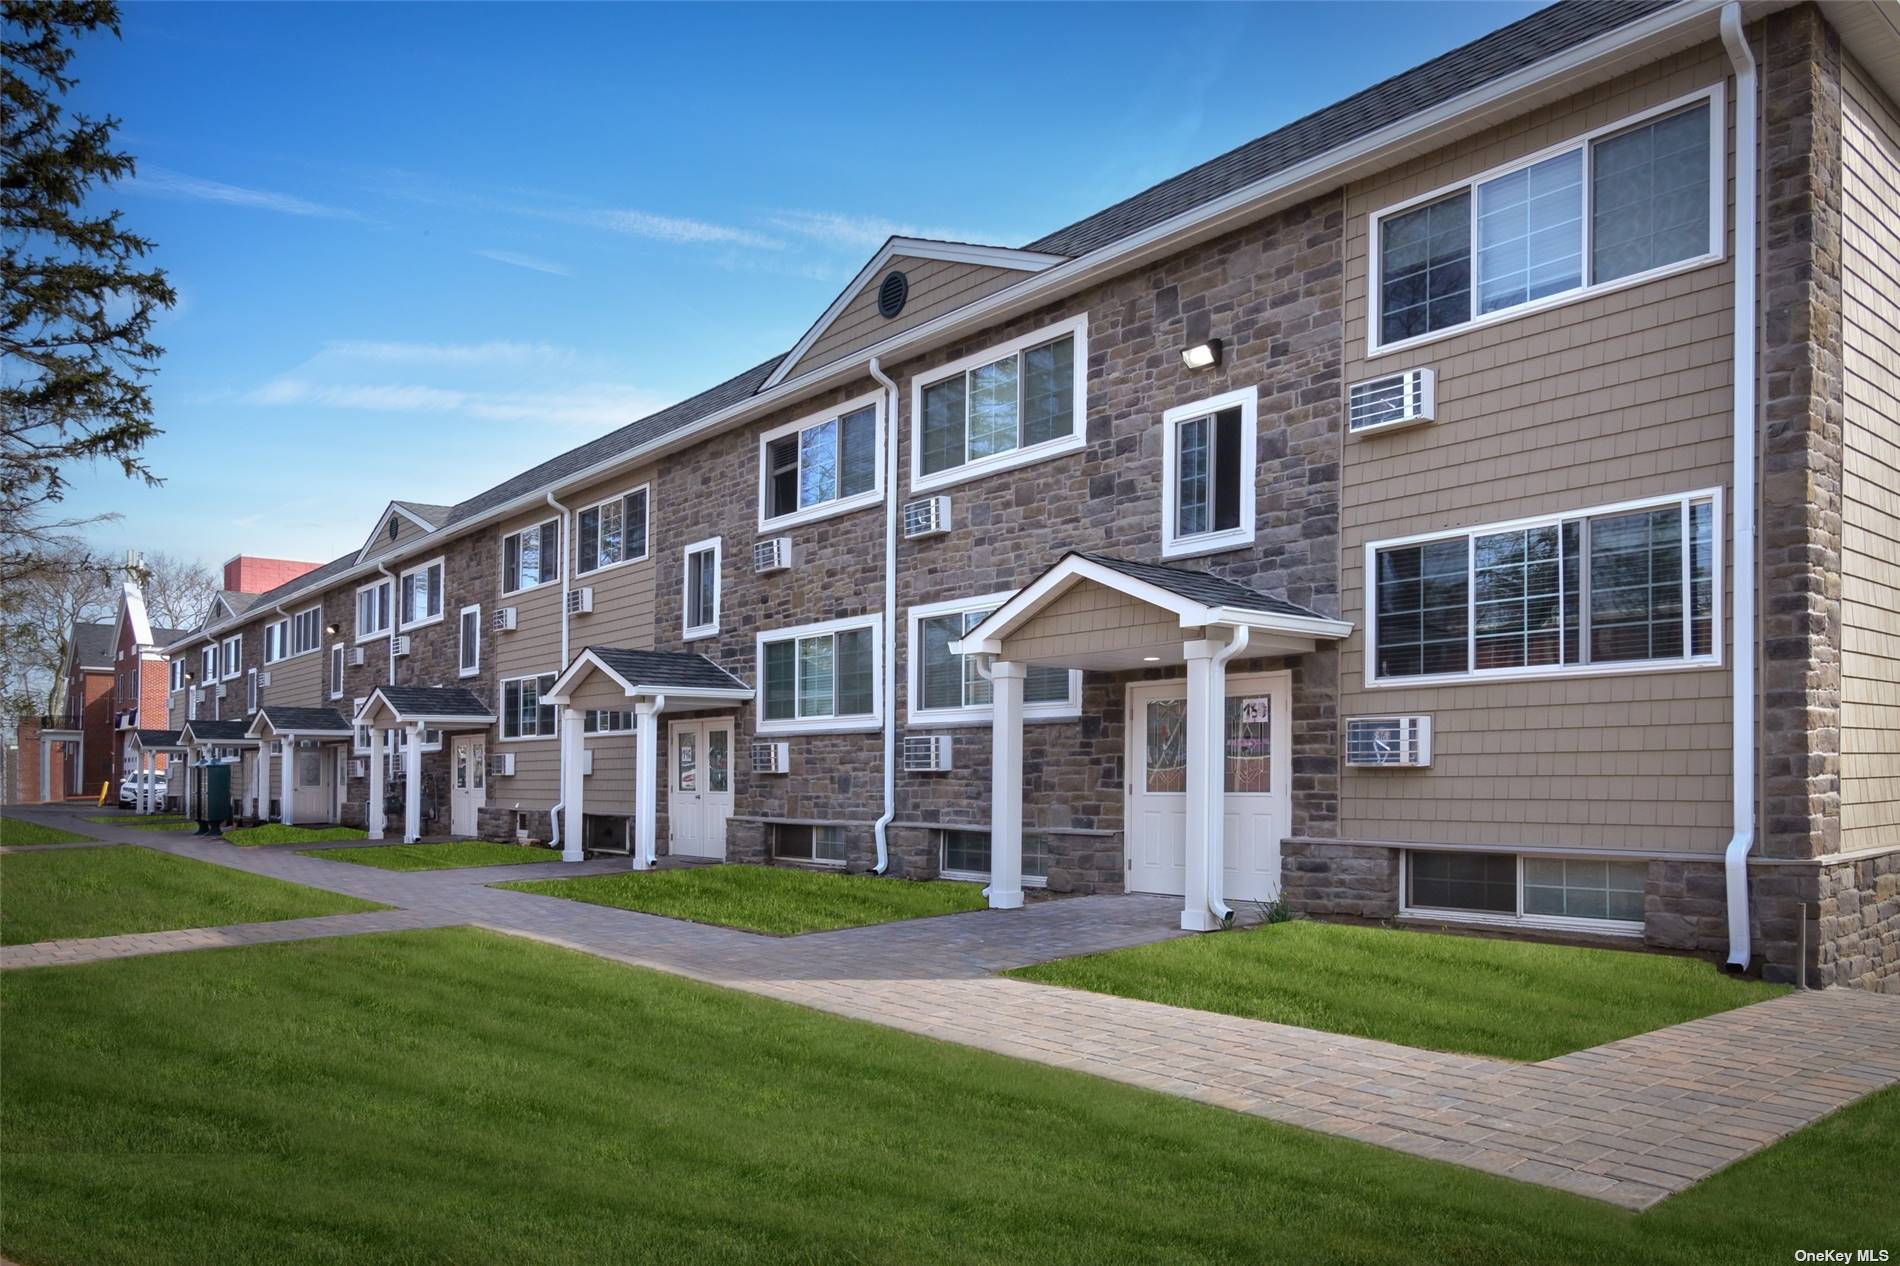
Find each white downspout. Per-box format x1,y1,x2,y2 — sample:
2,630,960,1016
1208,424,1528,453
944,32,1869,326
545,492,572,852
1721,0,1758,971
1205,625,1250,926
866,356,899,874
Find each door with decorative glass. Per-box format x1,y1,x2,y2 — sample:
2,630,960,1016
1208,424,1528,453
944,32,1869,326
668,718,732,859
450,735,486,836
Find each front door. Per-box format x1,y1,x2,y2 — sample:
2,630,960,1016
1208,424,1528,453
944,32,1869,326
1125,672,1292,902
291,744,332,822
668,718,732,860
450,735,486,837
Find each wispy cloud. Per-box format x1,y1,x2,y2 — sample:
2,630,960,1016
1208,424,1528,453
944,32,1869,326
765,209,1017,253
317,339,580,369
127,166,366,220
541,206,783,250
475,248,573,277
245,378,663,430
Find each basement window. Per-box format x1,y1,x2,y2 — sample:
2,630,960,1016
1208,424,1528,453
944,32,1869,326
938,828,1048,885
772,823,847,866
1403,850,1645,933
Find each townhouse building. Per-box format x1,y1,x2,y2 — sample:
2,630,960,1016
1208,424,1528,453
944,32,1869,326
158,0,1899,989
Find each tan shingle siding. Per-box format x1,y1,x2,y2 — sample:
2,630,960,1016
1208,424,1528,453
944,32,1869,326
1337,45,1736,855
787,257,1023,380
1003,583,1182,662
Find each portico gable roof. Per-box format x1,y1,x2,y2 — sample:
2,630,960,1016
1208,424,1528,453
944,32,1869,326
545,647,753,707
246,707,354,741
177,719,258,747
356,686,496,729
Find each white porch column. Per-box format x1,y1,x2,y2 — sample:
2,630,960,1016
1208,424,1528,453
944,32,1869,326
560,705,586,863
253,748,265,821
988,661,1026,910
138,749,151,814
145,750,158,814
183,747,196,819
1180,639,1220,931
404,723,424,843
367,726,386,840
279,741,296,826
633,699,661,871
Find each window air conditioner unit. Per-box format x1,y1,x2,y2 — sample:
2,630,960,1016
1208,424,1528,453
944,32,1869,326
492,607,518,632
258,671,271,687
751,740,789,775
1344,715,1433,768
215,683,227,699
903,496,950,540
349,647,367,667
348,758,366,780
489,752,516,778
902,734,953,773
392,635,411,657
566,587,593,616
1347,368,1435,435
754,537,791,574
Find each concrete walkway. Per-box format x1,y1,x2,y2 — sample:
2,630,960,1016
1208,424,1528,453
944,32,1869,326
6,804,1899,1211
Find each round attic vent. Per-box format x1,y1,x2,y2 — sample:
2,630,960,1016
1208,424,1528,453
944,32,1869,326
877,270,909,320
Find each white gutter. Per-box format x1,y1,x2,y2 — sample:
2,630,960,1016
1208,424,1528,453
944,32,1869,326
162,2,1747,665
1204,625,1250,926
865,356,898,874
1720,1,1759,972
375,562,399,686
545,492,571,856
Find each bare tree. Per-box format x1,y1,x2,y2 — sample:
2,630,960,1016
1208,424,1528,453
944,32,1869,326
137,550,218,632
0,539,114,728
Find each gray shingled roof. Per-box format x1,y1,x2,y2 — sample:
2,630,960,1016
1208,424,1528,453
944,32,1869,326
395,501,454,528
1074,553,1335,622
71,622,115,670
151,625,191,645
1026,1,1678,256
255,706,353,735
370,686,494,720
180,719,255,743
220,591,260,617
134,728,184,748
583,647,751,695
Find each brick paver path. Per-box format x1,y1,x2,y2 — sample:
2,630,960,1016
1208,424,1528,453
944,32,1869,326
6,805,1899,1210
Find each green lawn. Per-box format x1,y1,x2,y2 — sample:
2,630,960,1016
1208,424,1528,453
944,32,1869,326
83,814,195,832
2,928,1894,1266
299,840,558,871
1007,919,1787,1061
0,846,385,945
0,817,96,847
224,824,367,847
498,863,987,934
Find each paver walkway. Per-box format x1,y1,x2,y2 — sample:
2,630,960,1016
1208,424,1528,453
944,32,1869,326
7,805,1899,1211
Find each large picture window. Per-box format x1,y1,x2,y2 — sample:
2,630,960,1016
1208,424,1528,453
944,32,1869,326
911,315,1087,491
759,396,881,528
1366,491,1719,684
1373,93,1719,350
500,672,556,740
502,519,561,594
908,594,1078,725
757,616,880,733
577,486,649,574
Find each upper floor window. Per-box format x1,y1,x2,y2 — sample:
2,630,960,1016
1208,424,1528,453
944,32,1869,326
291,606,322,656
355,578,392,641
1366,490,1719,686
458,606,480,678
1161,386,1257,559
911,314,1088,492
220,635,242,680
200,645,217,683
246,667,258,714
1372,93,1719,351
265,619,286,664
170,659,185,692
683,538,720,640
577,486,649,574
909,594,1079,726
759,394,882,528
400,557,445,627
503,519,561,593
500,672,556,740
329,644,345,699
758,615,880,734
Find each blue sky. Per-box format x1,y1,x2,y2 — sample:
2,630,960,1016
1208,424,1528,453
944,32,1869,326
63,0,1539,572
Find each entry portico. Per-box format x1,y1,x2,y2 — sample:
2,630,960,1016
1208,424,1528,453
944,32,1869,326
174,719,259,822
354,687,495,843
127,729,184,815
955,553,1351,930
245,707,354,826
544,647,754,867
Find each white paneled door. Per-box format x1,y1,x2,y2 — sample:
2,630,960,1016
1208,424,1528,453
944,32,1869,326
451,735,486,837
669,718,732,860
1124,672,1291,902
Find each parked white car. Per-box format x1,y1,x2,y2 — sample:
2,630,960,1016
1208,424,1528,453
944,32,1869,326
118,771,168,808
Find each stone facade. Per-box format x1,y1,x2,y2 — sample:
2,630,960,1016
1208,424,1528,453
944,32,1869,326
1279,839,1399,920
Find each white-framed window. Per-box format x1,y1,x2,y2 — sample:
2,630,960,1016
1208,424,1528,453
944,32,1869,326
1161,385,1258,559
1364,489,1721,686
350,697,368,751
576,485,650,575
771,823,847,866
1370,88,1723,354
910,313,1088,493
756,614,881,735
500,672,557,740
1401,850,1645,933
291,605,322,657
583,709,633,734
682,538,720,640
907,593,1079,726
246,667,258,714
200,645,217,683
355,578,393,642
353,724,442,779
264,619,286,664
758,391,883,530
186,683,198,720
938,828,1049,886
329,644,345,700
502,518,561,594
458,605,481,678
219,635,242,680
169,658,185,692
399,557,445,628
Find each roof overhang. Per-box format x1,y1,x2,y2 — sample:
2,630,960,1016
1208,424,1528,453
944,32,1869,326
177,724,259,748
955,554,1352,670
544,648,755,708
355,687,496,730
245,712,354,742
